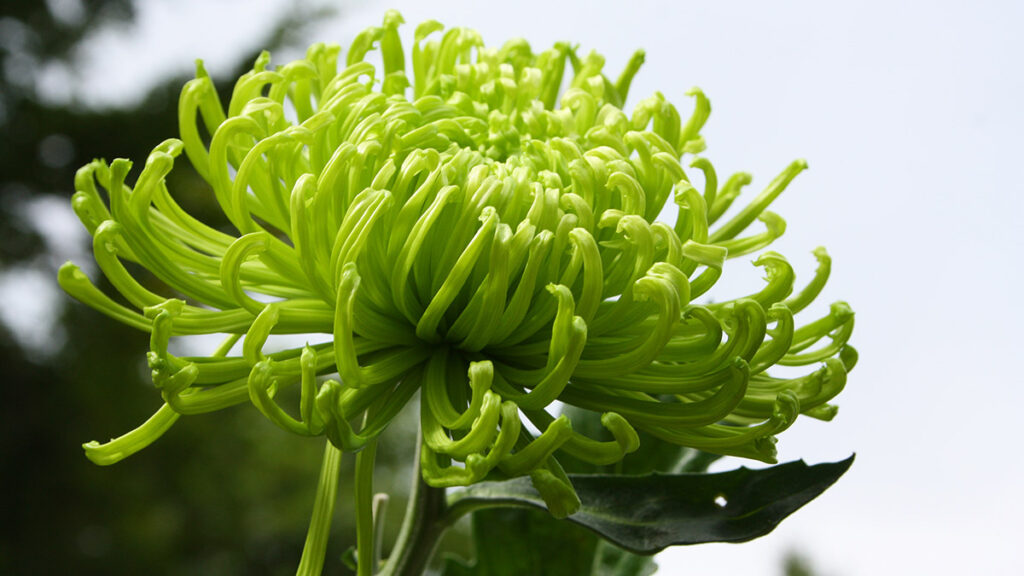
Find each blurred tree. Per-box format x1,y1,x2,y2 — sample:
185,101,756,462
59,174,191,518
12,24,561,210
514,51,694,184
1,0,134,265
0,2,425,574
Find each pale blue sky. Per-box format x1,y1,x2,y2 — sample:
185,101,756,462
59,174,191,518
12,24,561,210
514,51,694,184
11,0,1024,573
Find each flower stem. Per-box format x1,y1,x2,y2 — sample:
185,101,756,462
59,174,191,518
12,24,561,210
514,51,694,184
379,438,448,576
355,436,379,576
296,440,343,576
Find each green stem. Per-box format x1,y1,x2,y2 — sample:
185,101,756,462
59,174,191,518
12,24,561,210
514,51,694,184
355,437,379,576
296,440,343,576
379,439,448,576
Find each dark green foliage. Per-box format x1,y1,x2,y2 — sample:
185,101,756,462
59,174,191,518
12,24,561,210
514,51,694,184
440,507,657,576
450,456,852,557
443,403,850,574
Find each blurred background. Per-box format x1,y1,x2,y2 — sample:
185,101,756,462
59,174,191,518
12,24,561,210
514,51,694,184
1,0,1021,574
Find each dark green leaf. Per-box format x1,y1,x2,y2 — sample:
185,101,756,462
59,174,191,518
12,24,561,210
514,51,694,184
438,508,657,576
448,455,854,554
440,508,599,576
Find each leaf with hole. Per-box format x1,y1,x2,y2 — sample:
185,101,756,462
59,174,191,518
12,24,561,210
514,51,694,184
447,455,854,554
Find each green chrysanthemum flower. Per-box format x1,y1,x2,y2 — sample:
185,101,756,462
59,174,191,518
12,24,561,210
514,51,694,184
60,11,855,573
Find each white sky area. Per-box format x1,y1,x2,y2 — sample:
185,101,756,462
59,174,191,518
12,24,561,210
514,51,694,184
6,0,1023,573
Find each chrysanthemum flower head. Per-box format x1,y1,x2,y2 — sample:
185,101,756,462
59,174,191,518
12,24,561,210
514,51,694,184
61,9,854,533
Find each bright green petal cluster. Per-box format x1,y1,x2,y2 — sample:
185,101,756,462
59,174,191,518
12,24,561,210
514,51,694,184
61,9,854,564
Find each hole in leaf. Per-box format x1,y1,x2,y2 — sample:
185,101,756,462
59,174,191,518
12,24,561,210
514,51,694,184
714,494,727,508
